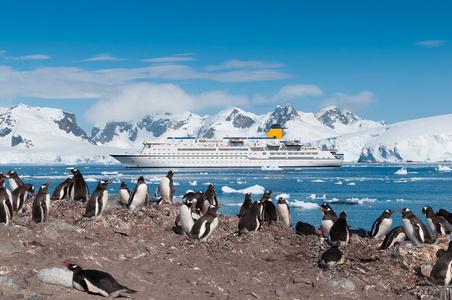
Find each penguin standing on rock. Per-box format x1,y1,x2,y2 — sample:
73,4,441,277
64,261,137,298
0,187,13,224
400,208,434,245
51,177,73,201
128,176,148,211
320,203,337,239
174,196,195,235
189,206,219,242
431,241,452,286
380,226,407,250
370,209,394,239
70,168,89,202
260,191,277,224
205,184,219,207
32,183,50,223
12,184,34,213
277,197,291,227
238,193,252,218
319,246,345,269
181,191,204,219
437,209,452,225
158,171,175,205
421,206,452,236
0,174,13,220
84,180,110,218
118,182,130,207
6,170,24,191
238,201,262,234
329,211,350,246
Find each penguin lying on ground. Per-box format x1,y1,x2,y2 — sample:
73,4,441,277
319,246,345,269
118,182,130,207
260,191,277,224
51,177,72,201
12,184,34,213
70,168,89,202
128,176,148,211
421,206,452,236
32,183,50,223
400,208,434,245
277,197,291,227
430,241,452,286
6,170,24,191
329,211,350,246
380,226,407,250
295,221,318,236
84,180,110,218
189,206,219,242
238,193,253,218
64,261,137,298
238,201,262,234
370,209,394,239
320,203,337,239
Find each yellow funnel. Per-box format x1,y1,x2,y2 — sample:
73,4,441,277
266,125,284,140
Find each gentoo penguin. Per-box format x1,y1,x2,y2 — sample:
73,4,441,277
11,184,34,212
400,208,434,246
295,221,318,236
205,184,219,207
320,203,338,239
238,201,262,234
51,177,73,201
421,206,452,236
319,246,345,269
0,187,13,224
128,176,148,211
277,197,291,227
0,174,13,219
118,182,130,207
430,241,452,286
70,168,89,202
189,206,219,242
158,171,174,204
84,180,110,218
238,193,252,218
260,191,278,223
193,192,210,216
174,196,195,235
380,226,407,250
181,191,204,219
329,211,350,246
32,183,50,223
370,209,394,239
6,170,24,191
64,261,137,298
437,209,452,225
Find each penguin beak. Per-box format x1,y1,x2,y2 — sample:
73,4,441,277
63,260,69,267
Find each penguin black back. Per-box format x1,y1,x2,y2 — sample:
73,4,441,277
260,191,277,223
205,184,218,207
380,226,406,250
329,211,350,246
51,177,72,200
238,201,262,234
431,241,452,286
238,193,252,217
295,221,317,235
319,246,344,269
71,168,89,202
12,183,34,212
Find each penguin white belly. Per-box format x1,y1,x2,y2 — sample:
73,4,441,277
5,189,12,208
99,191,108,216
59,188,65,200
159,178,171,203
427,218,436,235
2,200,10,225
277,205,291,227
200,217,219,242
119,190,129,206
402,219,419,245
374,218,392,239
8,179,17,191
445,261,452,285
45,194,50,219
321,220,334,238
179,205,194,235
129,185,148,210
84,278,109,297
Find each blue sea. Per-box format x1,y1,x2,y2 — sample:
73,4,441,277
3,164,452,231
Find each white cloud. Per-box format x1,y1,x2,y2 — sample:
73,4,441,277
7,54,50,61
322,91,376,111
415,40,447,48
83,53,122,62
85,83,247,125
274,84,323,100
142,55,196,63
205,59,284,71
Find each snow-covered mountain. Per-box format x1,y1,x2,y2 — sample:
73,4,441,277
0,103,451,163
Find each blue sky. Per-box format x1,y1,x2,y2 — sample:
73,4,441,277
0,0,451,130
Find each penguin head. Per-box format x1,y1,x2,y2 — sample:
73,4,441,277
244,193,252,201
98,180,111,189
320,203,332,213
6,170,16,177
278,197,287,204
63,261,81,272
120,181,128,189
38,183,48,194
208,184,215,190
339,211,347,220
137,176,146,183
166,170,174,178
421,206,433,215
399,208,413,217
382,209,394,217
70,168,80,175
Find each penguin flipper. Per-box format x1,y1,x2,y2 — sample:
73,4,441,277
370,217,380,237
172,225,184,235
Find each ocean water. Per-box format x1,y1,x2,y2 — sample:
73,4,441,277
3,163,452,231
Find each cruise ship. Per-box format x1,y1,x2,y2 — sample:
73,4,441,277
111,125,344,168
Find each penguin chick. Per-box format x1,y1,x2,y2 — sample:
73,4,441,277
64,261,137,298
189,206,219,242
84,180,110,218
319,246,345,269
32,183,50,223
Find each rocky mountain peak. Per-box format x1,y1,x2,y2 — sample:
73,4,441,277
258,104,299,132
316,106,360,129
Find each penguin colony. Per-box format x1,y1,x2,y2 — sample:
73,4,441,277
2,168,452,296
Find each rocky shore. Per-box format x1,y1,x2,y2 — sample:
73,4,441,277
0,197,449,299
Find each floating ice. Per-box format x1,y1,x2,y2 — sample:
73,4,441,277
437,165,452,172
396,198,406,202
221,184,265,194
311,179,325,183
347,182,356,186
334,181,343,185
189,181,197,186
223,203,243,207
85,177,97,182
101,171,120,176
306,193,317,200
289,201,319,209
261,166,282,171
394,167,408,175
236,180,247,184
346,197,376,204
275,193,290,200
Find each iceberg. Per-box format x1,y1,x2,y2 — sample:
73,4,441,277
221,184,265,194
